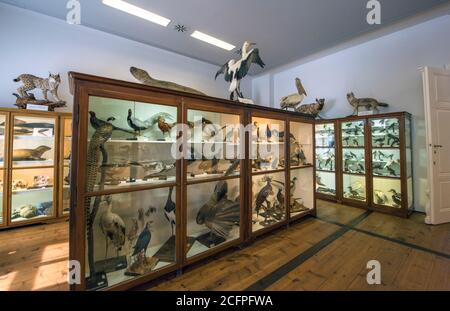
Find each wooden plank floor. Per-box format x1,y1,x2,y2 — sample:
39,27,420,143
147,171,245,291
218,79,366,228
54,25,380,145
0,200,449,291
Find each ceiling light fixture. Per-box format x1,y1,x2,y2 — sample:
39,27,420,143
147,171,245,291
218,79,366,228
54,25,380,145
102,0,171,27
190,31,235,51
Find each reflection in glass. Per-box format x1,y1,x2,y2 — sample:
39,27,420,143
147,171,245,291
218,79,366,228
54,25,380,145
85,188,176,290
316,171,336,196
12,116,55,167
372,149,400,177
186,109,241,182
0,170,3,225
370,118,400,148
11,168,54,222
342,148,365,174
186,178,240,258
87,97,178,192
251,117,285,172
341,120,365,147
373,178,402,208
290,168,314,217
252,172,286,232
316,148,335,171
289,122,313,168
343,174,366,202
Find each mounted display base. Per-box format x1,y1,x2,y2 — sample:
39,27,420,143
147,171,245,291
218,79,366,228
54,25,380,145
94,256,128,274
125,256,159,277
86,272,108,291
197,232,226,248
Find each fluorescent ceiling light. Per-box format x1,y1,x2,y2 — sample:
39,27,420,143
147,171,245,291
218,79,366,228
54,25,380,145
191,31,235,51
102,0,171,27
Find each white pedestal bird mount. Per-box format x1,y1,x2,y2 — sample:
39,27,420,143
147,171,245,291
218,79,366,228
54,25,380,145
215,41,265,102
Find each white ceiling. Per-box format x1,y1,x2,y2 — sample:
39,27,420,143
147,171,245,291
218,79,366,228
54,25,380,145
2,0,450,74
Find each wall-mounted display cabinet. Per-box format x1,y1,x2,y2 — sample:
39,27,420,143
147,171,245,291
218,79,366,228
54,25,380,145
0,109,71,229
315,112,413,218
69,72,316,291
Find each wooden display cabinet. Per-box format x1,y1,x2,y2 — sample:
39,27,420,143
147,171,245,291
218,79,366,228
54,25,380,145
69,72,316,291
59,113,72,216
314,120,339,202
0,111,8,228
315,112,413,217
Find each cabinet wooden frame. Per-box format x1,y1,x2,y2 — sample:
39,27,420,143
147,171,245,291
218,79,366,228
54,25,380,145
314,119,340,203
315,112,413,218
58,113,72,217
68,72,315,291
0,108,70,229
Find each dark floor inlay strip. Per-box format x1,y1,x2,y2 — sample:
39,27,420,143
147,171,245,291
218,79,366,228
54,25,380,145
317,217,450,260
244,211,372,291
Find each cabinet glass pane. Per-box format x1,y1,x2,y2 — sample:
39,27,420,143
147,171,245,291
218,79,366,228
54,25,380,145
85,188,176,290
187,109,241,182
12,116,55,167
373,177,402,208
0,169,3,225
343,148,365,174
186,178,240,258
63,118,72,215
407,177,413,209
370,118,400,148
316,148,335,171
88,97,177,192
252,172,286,232
315,123,335,148
11,168,54,222
343,174,366,202
289,122,313,168
316,171,336,196
372,149,401,177
290,168,314,217
251,117,285,173
341,120,365,147
0,115,5,168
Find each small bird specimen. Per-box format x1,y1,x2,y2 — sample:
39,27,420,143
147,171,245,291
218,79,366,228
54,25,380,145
132,221,152,258
387,134,400,147
347,186,361,199
280,78,308,110
164,187,176,236
99,197,126,258
316,175,326,187
127,109,148,136
215,41,265,100
374,190,388,205
254,176,274,221
389,189,402,207
374,137,385,147
149,113,176,138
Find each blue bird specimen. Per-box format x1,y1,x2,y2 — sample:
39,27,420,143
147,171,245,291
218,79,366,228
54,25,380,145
132,221,152,257
164,187,176,236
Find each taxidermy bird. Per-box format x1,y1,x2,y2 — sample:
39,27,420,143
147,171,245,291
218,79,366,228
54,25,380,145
132,221,152,258
374,190,388,205
280,78,308,110
127,109,148,135
389,189,402,207
196,180,240,239
374,137,385,147
127,219,139,244
99,197,126,258
148,112,175,137
316,175,326,187
164,187,176,236
347,186,360,198
291,177,298,193
255,177,274,221
215,41,265,100
89,111,116,129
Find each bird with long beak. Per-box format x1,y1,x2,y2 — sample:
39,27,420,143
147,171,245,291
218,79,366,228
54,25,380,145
280,78,308,110
215,41,265,100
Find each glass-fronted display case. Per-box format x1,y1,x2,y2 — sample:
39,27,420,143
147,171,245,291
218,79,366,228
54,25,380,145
10,113,57,224
81,96,180,290
251,115,287,234
315,122,337,199
0,113,6,227
185,106,243,261
370,114,413,215
340,120,367,203
60,115,72,215
289,120,314,218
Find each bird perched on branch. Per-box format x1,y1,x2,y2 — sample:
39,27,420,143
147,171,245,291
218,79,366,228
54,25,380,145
215,41,265,100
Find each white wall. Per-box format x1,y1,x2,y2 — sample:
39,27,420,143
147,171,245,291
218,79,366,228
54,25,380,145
252,15,450,212
0,3,250,112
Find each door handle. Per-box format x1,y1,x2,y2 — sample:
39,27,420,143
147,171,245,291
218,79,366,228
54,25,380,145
433,145,443,148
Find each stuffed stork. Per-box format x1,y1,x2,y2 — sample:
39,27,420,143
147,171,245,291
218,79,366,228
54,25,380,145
215,41,265,100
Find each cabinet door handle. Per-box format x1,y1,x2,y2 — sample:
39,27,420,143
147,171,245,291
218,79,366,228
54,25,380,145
434,145,443,148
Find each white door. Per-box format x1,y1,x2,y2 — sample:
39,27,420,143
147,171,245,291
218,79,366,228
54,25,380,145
422,66,450,224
